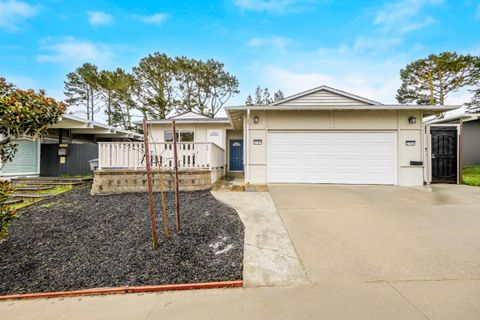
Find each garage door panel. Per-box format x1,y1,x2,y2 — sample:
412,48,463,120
267,132,396,184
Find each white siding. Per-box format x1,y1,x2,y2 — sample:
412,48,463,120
275,90,370,107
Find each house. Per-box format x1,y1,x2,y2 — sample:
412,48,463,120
0,114,142,178
92,85,459,194
425,113,480,167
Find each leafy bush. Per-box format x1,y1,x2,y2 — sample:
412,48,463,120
0,180,16,238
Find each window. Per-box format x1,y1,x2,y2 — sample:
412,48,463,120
180,130,194,142
164,130,194,142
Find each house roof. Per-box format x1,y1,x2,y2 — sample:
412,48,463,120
424,113,480,124
224,85,460,129
225,85,459,114
134,111,230,125
270,85,383,106
224,104,459,112
50,114,143,140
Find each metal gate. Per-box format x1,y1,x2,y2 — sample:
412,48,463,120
430,126,458,183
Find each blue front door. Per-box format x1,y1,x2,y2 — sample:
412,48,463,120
229,140,244,171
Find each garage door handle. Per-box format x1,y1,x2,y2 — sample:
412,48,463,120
431,153,435,159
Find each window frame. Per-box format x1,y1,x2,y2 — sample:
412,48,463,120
164,129,195,142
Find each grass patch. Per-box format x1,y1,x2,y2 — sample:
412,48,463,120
39,185,73,195
8,199,42,211
60,175,93,179
462,167,480,186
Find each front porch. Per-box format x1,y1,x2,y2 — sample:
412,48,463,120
92,142,226,194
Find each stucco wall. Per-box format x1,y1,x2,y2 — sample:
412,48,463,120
244,109,424,186
462,120,480,166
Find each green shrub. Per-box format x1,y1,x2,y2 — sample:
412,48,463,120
0,180,16,238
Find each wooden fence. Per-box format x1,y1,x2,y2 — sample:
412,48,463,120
98,142,225,170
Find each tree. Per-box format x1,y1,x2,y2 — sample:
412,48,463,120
396,52,480,105
262,88,271,104
245,94,254,106
273,89,284,102
467,89,480,113
97,68,136,128
64,63,101,120
0,77,65,236
191,59,239,117
132,53,177,119
254,86,263,105
246,86,285,105
174,57,239,117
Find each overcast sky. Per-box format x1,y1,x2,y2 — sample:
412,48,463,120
1,0,479,121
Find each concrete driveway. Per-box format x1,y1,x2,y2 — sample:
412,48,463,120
268,184,480,318
269,184,480,283
2,184,480,319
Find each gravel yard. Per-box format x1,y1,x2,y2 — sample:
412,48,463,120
0,185,244,295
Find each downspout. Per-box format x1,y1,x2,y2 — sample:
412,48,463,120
246,108,250,184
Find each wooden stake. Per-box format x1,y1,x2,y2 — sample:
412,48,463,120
143,119,158,250
172,120,181,232
158,159,169,240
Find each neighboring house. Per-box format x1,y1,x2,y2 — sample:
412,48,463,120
425,113,480,167
94,85,459,193
0,114,141,178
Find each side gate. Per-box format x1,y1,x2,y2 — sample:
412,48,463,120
40,143,98,177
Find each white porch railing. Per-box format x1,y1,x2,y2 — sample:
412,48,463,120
98,142,225,170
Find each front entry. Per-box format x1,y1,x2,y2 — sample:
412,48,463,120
431,127,458,183
229,140,244,171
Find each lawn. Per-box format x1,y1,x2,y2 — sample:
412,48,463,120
463,167,480,186
0,185,244,295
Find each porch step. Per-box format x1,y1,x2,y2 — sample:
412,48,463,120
11,177,92,186
14,186,55,192
11,193,54,199
14,181,85,187
3,199,24,205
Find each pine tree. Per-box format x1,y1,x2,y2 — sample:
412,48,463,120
273,90,284,102
397,52,480,105
64,63,100,120
245,94,254,106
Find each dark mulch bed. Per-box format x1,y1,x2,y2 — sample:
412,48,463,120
0,185,244,295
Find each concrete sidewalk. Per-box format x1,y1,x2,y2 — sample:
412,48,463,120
212,191,308,287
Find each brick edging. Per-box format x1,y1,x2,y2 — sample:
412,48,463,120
0,280,243,301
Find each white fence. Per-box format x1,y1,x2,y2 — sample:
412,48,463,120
98,142,225,170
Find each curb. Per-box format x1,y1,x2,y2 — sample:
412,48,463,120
0,280,243,301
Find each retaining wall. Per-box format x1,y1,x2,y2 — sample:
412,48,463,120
91,169,217,194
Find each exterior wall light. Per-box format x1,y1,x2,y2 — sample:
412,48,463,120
253,115,259,124
408,116,417,124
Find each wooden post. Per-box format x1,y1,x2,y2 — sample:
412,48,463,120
158,158,169,240
143,119,158,250
172,120,181,232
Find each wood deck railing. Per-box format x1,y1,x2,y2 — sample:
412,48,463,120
98,142,225,170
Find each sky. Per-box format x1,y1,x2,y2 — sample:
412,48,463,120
1,0,479,121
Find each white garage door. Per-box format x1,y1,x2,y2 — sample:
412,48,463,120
267,131,397,184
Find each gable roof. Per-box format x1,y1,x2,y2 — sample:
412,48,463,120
270,85,383,107
169,111,211,120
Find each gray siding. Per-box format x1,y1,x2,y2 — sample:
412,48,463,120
275,90,370,107
462,120,480,166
